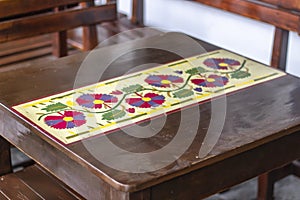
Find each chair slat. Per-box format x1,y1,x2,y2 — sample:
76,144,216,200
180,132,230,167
0,173,42,199
194,0,299,33
0,4,117,43
0,0,93,18
16,165,81,200
259,0,300,11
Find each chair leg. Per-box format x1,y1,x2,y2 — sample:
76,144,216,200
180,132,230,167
82,25,98,50
271,27,289,70
52,31,68,57
131,0,144,25
0,136,12,175
80,2,98,51
52,6,68,57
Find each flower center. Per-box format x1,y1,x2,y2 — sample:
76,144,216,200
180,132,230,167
219,63,228,67
63,117,74,122
161,79,171,85
207,78,215,82
142,97,152,102
93,99,104,104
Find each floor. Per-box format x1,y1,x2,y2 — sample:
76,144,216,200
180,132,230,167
4,15,300,200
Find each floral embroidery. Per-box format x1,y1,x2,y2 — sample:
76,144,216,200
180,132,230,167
44,111,86,129
126,93,165,108
204,58,240,70
194,87,203,93
126,108,136,113
174,70,183,74
145,75,184,88
191,75,229,87
110,90,123,95
76,94,118,109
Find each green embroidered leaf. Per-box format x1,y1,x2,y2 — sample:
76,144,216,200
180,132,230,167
42,103,68,112
185,67,207,75
231,71,251,79
121,84,143,93
173,89,194,99
102,109,126,121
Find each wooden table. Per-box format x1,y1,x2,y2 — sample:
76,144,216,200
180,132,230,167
0,32,299,200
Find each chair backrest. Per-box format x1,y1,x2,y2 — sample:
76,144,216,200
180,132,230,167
0,0,117,57
192,0,300,70
259,0,300,11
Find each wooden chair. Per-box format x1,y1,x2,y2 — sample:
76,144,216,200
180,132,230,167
191,1,300,199
0,1,116,197
132,0,299,199
0,0,117,65
0,164,84,199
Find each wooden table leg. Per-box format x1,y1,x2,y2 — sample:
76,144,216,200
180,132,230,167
258,173,274,200
0,136,12,175
257,163,295,200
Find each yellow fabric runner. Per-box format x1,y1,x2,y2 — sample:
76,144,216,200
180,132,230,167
13,50,286,144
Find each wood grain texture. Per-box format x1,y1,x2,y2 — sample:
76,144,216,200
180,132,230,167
0,173,42,200
81,2,99,50
271,27,289,70
194,0,300,33
0,136,12,175
0,0,93,18
15,165,83,199
260,0,300,11
0,164,83,200
151,132,300,199
131,0,144,25
0,4,117,43
0,32,299,199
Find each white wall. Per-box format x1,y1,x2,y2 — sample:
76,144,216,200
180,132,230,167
118,0,300,77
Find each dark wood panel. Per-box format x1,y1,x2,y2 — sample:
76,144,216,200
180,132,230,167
0,191,8,200
194,0,300,33
271,27,289,70
0,0,93,18
0,4,117,43
131,0,144,25
151,132,300,200
0,46,52,66
0,40,51,57
0,173,42,199
0,136,12,175
16,165,82,199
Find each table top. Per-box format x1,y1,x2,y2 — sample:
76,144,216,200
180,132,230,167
1,32,300,194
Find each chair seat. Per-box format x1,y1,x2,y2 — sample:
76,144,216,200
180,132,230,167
0,164,83,200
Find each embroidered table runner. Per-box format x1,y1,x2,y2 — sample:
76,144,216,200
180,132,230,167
13,50,286,144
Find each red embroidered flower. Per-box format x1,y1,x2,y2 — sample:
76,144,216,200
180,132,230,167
44,111,86,129
76,94,118,109
191,75,229,87
126,93,165,108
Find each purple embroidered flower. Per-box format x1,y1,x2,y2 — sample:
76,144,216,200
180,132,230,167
44,111,86,129
191,75,229,87
204,58,240,70
145,75,184,88
76,94,118,109
126,93,165,108
194,87,203,93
